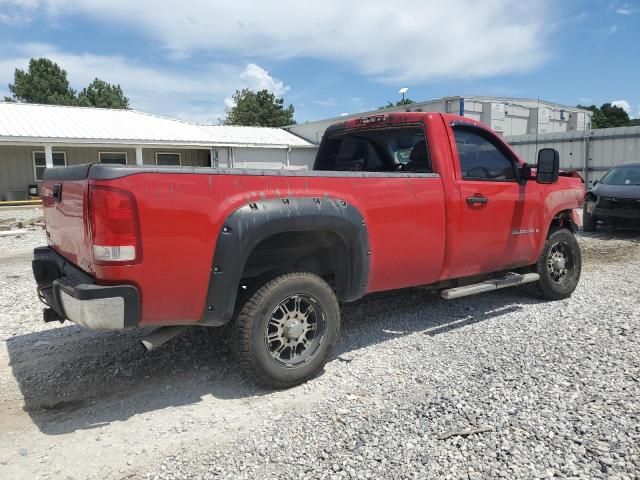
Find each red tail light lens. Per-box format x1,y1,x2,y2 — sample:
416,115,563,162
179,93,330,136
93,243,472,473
89,185,141,264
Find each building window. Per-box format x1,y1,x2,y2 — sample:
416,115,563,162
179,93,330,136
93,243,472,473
155,152,181,166
99,152,127,164
33,151,66,181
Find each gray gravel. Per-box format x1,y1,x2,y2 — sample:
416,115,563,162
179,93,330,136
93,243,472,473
0,225,638,480
148,232,640,480
0,207,45,259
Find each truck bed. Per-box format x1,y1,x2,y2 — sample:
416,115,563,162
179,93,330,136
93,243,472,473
42,163,446,326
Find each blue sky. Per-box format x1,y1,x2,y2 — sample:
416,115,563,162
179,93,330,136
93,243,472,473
0,0,638,124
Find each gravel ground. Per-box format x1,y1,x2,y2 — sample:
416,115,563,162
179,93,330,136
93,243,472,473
0,207,46,260
0,222,638,480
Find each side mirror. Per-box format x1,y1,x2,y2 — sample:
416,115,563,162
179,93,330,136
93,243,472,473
518,163,532,185
536,148,560,184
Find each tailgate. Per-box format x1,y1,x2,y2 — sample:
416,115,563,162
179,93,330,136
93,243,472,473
41,164,94,273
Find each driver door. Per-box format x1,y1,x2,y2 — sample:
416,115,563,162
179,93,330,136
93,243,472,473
447,124,542,278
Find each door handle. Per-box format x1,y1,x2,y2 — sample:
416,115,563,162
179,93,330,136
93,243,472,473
466,195,488,205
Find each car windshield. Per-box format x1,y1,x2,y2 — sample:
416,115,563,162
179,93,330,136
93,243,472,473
599,165,640,186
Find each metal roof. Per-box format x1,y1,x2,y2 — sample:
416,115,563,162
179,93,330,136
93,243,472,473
197,125,312,147
0,102,314,148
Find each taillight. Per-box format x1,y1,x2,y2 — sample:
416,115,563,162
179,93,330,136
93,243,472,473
89,185,141,264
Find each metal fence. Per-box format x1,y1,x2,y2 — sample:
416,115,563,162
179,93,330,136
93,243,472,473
506,125,640,187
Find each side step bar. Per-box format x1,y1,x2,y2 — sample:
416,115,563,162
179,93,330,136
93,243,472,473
441,272,540,300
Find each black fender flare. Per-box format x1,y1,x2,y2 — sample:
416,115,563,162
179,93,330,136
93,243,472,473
200,197,370,326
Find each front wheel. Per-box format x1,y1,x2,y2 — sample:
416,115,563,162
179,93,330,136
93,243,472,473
233,272,340,388
535,227,582,300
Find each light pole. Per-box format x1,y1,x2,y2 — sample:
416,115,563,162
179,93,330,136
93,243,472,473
399,87,408,104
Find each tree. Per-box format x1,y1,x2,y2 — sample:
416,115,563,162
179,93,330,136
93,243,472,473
577,103,631,129
222,89,295,127
77,78,130,109
8,58,76,105
378,98,416,109
5,57,130,109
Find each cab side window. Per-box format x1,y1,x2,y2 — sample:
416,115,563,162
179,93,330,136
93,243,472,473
453,127,516,181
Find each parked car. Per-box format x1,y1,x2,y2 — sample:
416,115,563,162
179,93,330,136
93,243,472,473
584,162,640,231
33,112,585,387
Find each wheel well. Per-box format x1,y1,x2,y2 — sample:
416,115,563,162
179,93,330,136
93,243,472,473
550,209,577,233
241,230,351,300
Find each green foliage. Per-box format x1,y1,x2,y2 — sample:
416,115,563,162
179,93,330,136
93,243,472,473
6,58,129,109
577,103,632,129
378,98,416,109
222,89,295,127
8,58,76,105
77,78,129,109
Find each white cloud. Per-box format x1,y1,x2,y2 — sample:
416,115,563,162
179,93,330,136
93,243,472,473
239,63,288,97
605,24,619,36
612,99,631,114
223,64,290,111
616,3,633,15
0,0,552,83
0,12,28,23
0,43,288,123
313,98,338,107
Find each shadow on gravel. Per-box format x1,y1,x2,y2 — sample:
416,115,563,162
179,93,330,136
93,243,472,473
7,286,546,435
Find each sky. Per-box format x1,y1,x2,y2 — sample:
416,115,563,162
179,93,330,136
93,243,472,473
0,0,638,124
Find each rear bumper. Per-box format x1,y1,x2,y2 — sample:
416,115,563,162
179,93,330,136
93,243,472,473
32,247,140,330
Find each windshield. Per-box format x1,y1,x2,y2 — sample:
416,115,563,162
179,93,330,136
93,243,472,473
599,165,640,186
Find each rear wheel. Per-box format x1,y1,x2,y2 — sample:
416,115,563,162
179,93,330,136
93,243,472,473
583,204,597,232
233,272,340,388
535,227,582,300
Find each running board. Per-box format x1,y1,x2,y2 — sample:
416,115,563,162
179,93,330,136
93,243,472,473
440,273,540,300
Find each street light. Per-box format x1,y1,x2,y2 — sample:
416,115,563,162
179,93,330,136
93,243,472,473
399,87,409,104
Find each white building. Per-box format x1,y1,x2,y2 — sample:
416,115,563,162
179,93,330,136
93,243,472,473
0,102,315,201
285,95,593,144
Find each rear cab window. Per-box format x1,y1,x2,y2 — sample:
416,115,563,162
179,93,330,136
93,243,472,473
314,125,431,173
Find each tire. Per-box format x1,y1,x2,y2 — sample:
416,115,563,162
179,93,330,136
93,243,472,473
233,272,340,388
583,204,596,232
535,227,582,300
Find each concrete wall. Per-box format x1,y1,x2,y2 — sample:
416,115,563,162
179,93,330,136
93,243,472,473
289,148,317,169
0,145,43,199
233,147,285,169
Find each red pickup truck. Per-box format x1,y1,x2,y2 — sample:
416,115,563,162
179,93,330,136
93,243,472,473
33,113,584,387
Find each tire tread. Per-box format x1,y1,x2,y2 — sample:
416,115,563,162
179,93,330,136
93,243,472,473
535,226,581,300
232,272,339,388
